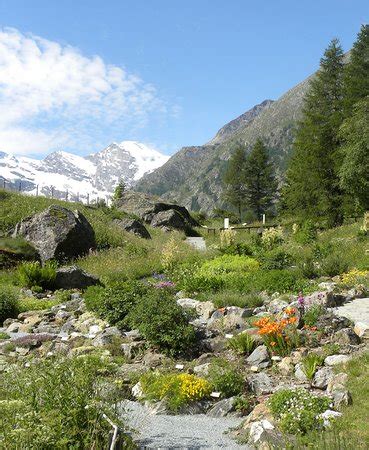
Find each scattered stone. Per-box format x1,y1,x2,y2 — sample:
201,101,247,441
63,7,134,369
132,381,143,399
332,388,352,409
333,328,361,345
246,345,271,369
325,355,351,366
267,299,289,314
294,363,309,382
278,357,294,375
207,397,237,418
114,218,151,239
92,327,122,347
142,351,167,367
12,205,95,263
319,410,342,428
312,367,334,389
121,341,144,359
249,372,274,395
327,373,349,395
193,363,211,377
54,266,100,290
354,322,369,339
248,420,285,448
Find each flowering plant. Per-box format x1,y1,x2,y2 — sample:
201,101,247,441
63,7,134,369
254,308,299,356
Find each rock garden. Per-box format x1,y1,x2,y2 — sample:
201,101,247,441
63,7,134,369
1,190,369,449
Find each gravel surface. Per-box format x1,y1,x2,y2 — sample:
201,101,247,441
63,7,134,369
185,237,207,251
119,400,249,449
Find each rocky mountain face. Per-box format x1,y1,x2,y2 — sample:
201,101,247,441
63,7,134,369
0,141,169,202
136,76,313,213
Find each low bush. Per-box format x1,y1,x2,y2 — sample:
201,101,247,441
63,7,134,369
17,261,57,290
320,253,349,277
269,388,330,435
227,333,256,355
259,248,293,270
0,356,130,448
233,395,254,416
199,254,259,275
140,372,211,411
18,296,57,312
127,289,196,356
207,359,245,397
298,256,320,279
0,286,20,325
204,290,264,309
220,242,254,257
84,281,148,329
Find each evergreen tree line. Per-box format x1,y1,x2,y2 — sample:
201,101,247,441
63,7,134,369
223,25,369,226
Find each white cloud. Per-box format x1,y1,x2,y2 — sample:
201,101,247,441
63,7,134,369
0,28,164,155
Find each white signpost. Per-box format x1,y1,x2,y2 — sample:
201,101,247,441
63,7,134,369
224,218,229,229
262,214,266,225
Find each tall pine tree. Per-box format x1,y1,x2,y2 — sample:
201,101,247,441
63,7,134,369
244,139,277,219
339,97,369,211
343,24,369,116
223,146,247,220
282,39,345,226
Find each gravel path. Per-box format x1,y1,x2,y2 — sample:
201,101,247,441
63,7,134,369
334,297,369,336
119,400,249,449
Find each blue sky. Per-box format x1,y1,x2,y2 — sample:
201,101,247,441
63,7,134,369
0,0,367,157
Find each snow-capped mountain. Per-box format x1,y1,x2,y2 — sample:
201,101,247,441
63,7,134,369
0,141,169,202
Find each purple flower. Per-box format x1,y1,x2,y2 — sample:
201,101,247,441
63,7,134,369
152,273,167,281
298,292,305,306
154,281,176,289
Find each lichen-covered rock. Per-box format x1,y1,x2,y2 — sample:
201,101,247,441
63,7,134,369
325,354,351,366
312,367,334,389
207,397,237,418
249,372,274,395
12,205,95,263
333,328,361,345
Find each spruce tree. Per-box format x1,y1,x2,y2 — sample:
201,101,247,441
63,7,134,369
113,179,126,201
339,97,369,211
223,146,247,220
243,139,277,218
343,24,369,116
283,39,345,226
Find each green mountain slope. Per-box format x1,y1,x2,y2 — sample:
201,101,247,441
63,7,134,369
136,74,313,213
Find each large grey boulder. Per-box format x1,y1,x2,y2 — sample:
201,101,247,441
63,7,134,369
54,266,100,290
115,191,198,231
114,218,151,239
246,345,271,369
12,205,95,263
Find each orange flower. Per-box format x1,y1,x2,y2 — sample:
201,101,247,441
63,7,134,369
270,341,277,347
285,307,296,316
288,317,297,324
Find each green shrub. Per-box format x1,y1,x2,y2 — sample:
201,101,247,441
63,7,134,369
320,254,349,277
269,388,330,435
261,227,284,249
303,304,326,327
233,395,254,415
260,248,293,270
140,372,211,411
227,333,256,355
0,286,20,324
84,281,148,329
302,353,325,380
207,359,245,397
249,269,310,294
205,290,264,309
199,254,259,275
298,256,320,279
0,355,129,448
17,261,57,290
220,242,254,257
294,220,318,244
0,237,39,268
0,331,10,339
18,297,57,312
127,289,196,356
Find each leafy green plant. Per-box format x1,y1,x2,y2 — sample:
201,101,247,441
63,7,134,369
207,359,245,397
301,353,325,380
0,331,10,339
261,227,284,249
140,372,211,411
54,289,72,303
0,356,131,449
127,289,196,356
303,304,326,327
298,256,320,279
0,286,20,324
17,261,57,290
260,248,293,270
269,388,330,435
205,290,264,309
84,281,148,329
294,220,318,244
320,254,349,277
227,332,256,355
18,296,57,312
233,395,254,415
200,254,259,275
